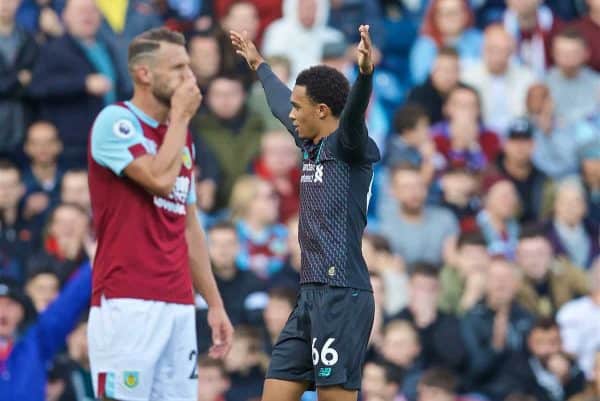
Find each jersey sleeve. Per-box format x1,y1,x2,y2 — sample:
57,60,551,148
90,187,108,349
187,170,197,205
90,105,148,175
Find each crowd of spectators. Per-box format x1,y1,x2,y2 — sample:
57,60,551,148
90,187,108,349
0,0,599,401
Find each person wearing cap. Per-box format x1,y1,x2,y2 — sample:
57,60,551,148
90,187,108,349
0,262,91,401
493,116,554,223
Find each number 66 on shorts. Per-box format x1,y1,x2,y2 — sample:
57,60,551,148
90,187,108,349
312,338,339,366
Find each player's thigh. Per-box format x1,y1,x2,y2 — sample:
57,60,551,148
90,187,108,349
150,304,198,401
262,378,310,401
266,293,315,386
309,287,374,390
88,298,173,401
316,385,359,401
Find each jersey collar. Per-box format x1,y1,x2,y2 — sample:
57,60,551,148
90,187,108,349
124,101,159,128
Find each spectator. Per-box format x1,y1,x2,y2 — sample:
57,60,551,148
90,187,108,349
497,318,586,401
96,0,162,96
527,84,580,179
23,264,59,313
361,360,404,401
268,215,300,293
476,177,521,259
0,0,37,155
327,0,385,51
218,1,261,87
407,47,461,124
214,0,283,46
196,221,267,352
503,0,564,77
229,176,288,280
262,286,296,353
247,55,292,131
516,225,589,318
362,233,408,316
557,259,600,380
188,30,223,93
462,24,536,136
63,317,94,401
579,137,600,222
379,165,459,266
0,262,91,401
439,231,491,315
21,122,64,223
60,169,91,214
192,139,224,228
411,0,482,84
390,262,467,373
417,367,475,401
29,0,126,168
461,258,535,399
384,103,435,182
546,178,600,269
430,83,501,174
0,159,32,283
436,168,481,232
14,0,65,40
31,203,90,284
198,355,232,401
568,350,600,401
379,319,424,401
224,325,267,401
191,74,266,209
494,117,554,223
262,0,345,80
252,130,301,223
546,28,600,124
572,0,600,72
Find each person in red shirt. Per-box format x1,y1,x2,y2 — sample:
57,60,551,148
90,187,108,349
252,130,301,223
87,28,232,401
572,0,600,72
430,84,501,174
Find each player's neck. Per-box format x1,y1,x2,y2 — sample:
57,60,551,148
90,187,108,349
312,118,339,144
130,92,170,124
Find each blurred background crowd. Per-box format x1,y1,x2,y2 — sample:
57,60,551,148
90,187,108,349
0,0,599,400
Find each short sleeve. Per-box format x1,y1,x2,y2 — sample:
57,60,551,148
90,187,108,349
90,105,147,175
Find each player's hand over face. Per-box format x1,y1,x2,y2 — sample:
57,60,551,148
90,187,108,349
229,30,264,71
170,77,202,121
207,307,234,359
357,25,374,75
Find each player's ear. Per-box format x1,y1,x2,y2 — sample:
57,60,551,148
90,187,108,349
317,103,331,119
131,64,152,86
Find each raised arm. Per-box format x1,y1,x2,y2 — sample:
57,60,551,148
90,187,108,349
338,25,374,162
230,30,299,144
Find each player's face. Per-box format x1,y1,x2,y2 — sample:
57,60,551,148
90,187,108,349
150,43,194,107
0,297,24,338
289,85,321,141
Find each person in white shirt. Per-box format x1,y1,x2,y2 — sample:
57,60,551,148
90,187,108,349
462,24,537,138
557,258,600,380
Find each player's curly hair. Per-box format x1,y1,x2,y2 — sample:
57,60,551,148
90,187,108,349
295,65,350,118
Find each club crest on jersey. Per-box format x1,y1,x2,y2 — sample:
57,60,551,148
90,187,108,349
181,147,192,169
113,119,135,139
123,371,139,388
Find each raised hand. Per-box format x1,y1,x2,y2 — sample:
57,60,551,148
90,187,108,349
230,30,264,71
357,24,374,75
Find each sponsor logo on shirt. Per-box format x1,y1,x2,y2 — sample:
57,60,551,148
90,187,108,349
301,162,324,184
153,176,190,215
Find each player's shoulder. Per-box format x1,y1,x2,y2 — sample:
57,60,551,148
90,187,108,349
91,104,142,139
